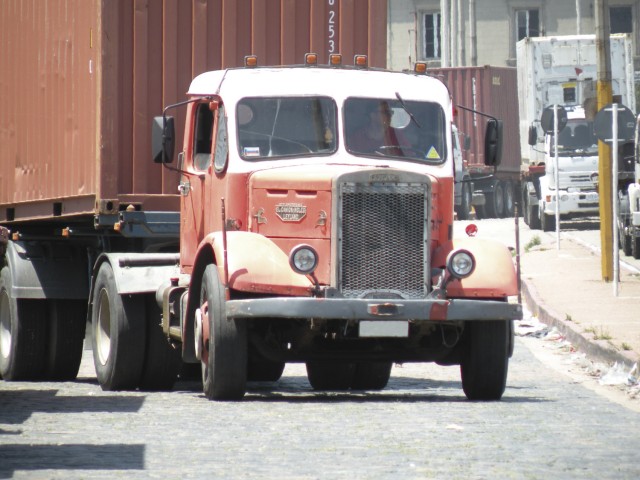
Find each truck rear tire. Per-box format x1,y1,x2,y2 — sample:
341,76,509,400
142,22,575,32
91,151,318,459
460,320,510,401
306,362,355,390
201,265,247,400
91,262,146,391
351,362,393,390
45,299,87,381
138,295,181,391
0,267,47,380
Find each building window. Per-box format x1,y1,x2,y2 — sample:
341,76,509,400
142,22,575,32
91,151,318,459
610,6,633,34
423,12,441,59
516,9,540,41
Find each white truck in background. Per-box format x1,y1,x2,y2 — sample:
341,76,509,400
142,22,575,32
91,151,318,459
517,34,636,231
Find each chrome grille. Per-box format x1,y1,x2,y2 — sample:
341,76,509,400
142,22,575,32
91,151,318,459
339,182,429,299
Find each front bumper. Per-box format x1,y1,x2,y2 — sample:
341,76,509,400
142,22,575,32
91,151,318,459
542,190,599,215
226,297,522,322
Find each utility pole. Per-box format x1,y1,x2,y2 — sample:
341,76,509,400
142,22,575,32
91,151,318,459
595,0,614,281
441,0,450,67
576,0,582,34
450,0,458,66
469,0,477,66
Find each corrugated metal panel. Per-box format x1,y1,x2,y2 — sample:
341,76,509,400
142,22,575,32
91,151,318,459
0,0,99,215
428,66,521,175
1,0,388,223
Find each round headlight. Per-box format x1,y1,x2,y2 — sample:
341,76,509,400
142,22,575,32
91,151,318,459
289,244,319,275
446,249,475,279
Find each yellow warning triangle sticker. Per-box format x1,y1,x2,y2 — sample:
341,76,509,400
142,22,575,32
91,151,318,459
426,146,441,159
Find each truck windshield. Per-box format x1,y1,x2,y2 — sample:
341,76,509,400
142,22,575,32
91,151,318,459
237,96,337,159
552,120,598,155
344,97,446,164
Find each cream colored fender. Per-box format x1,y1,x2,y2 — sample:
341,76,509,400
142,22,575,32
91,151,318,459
203,231,314,296
432,238,518,298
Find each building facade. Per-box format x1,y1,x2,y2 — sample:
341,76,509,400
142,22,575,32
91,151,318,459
387,0,640,71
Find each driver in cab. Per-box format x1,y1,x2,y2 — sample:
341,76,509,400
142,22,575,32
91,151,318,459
348,101,409,156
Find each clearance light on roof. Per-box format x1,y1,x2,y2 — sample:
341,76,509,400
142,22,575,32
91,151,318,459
354,54,368,68
329,54,342,66
244,55,258,68
305,53,318,66
414,62,427,74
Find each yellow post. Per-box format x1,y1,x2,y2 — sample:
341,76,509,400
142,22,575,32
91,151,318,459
595,0,613,281
597,82,613,282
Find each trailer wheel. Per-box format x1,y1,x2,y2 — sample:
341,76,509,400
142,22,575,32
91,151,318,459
91,262,146,391
460,320,510,401
502,181,515,218
306,362,355,390
0,267,47,380
45,300,87,381
351,362,393,390
201,264,247,400
138,295,181,391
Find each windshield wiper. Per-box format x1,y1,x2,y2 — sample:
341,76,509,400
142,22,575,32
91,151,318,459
395,92,421,128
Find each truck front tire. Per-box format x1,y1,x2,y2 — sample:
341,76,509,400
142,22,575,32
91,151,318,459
460,320,510,401
91,262,146,391
201,264,247,400
541,210,555,232
632,234,640,260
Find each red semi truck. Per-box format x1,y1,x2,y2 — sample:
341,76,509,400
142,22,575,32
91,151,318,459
0,1,521,401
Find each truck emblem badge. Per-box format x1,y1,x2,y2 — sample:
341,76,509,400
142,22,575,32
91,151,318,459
370,174,400,183
275,203,307,222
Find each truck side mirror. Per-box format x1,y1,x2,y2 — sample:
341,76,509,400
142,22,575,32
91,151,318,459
152,116,175,164
484,118,503,167
528,125,537,146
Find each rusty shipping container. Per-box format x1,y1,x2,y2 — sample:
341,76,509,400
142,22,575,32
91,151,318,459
428,66,522,176
0,0,388,224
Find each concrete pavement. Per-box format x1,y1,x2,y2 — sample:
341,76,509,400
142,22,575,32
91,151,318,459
519,233,640,369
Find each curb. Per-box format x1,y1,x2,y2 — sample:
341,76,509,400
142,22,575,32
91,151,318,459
520,277,639,369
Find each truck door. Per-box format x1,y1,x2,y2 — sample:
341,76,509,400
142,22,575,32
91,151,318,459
180,101,214,272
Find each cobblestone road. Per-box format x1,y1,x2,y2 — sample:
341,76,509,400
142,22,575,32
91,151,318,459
2,337,640,479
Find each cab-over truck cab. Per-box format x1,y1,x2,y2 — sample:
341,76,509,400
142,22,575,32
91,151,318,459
151,56,521,401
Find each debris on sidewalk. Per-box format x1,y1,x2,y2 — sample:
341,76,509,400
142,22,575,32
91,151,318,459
514,317,549,338
599,362,638,387
515,313,640,399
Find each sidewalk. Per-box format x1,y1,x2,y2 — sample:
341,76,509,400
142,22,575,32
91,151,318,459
519,234,640,369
